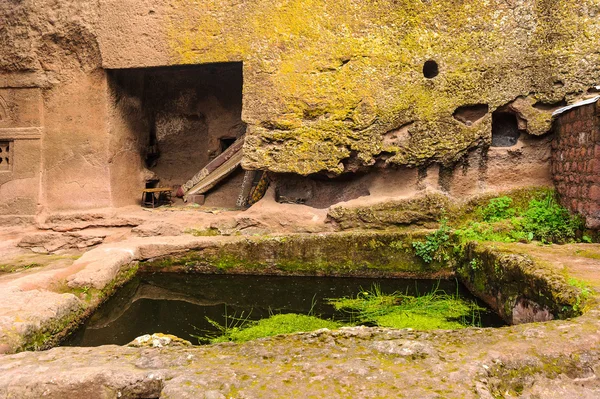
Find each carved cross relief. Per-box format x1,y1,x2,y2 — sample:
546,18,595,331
0,141,10,171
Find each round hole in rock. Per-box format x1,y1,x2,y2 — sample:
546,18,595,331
492,112,521,147
423,60,439,79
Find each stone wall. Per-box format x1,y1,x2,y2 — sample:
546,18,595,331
0,0,113,217
0,87,43,221
100,0,600,175
552,101,600,228
1,0,599,216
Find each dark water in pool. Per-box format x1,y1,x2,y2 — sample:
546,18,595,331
62,274,505,346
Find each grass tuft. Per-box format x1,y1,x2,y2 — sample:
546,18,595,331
328,283,484,330
206,313,341,343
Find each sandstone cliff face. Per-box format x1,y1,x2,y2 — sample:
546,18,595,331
100,0,600,175
1,0,599,214
0,0,112,215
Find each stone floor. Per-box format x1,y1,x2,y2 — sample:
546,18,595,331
2,310,600,398
1,202,600,397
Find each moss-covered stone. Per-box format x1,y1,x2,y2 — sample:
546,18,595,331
448,186,554,226
486,354,593,397
142,231,453,279
19,263,140,352
327,186,552,231
327,192,451,230
164,0,600,174
456,242,585,324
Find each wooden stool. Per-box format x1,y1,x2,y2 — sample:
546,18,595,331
141,187,173,208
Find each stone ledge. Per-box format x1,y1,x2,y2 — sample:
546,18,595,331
0,231,595,360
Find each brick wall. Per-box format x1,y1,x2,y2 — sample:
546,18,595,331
552,101,600,228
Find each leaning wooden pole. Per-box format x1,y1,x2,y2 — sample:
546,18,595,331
176,135,245,200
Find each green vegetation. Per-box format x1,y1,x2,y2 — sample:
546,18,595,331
196,283,486,344
198,312,341,344
328,284,484,330
215,314,340,343
412,218,452,263
413,191,586,261
459,192,584,244
567,278,592,313
520,195,583,243
480,196,516,222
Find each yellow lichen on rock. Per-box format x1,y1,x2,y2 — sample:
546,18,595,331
165,0,600,175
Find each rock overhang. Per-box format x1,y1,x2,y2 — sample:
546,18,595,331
97,0,600,175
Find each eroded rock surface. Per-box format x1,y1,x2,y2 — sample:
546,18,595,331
136,0,600,175
3,322,600,398
0,219,599,397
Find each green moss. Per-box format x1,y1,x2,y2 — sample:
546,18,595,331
20,305,86,352
210,314,341,343
184,228,221,237
0,262,40,273
165,0,599,174
142,231,452,278
574,249,600,260
329,284,484,330
0,253,81,274
567,278,592,313
488,354,592,397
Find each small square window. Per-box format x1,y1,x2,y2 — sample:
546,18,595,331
0,141,12,171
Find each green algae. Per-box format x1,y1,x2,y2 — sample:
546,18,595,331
329,284,484,330
200,283,486,344
142,232,451,278
209,314,342,343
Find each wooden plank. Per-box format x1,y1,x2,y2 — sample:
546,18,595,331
177,135,245,197
142,187,173,193
184,149,244,199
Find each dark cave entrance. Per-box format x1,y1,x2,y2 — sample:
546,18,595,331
108,62,247,207
491,111,521,147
